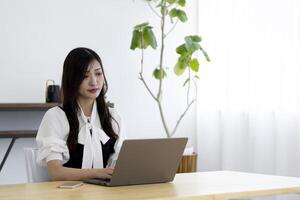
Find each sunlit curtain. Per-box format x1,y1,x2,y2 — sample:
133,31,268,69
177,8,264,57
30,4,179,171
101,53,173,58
196,0,300,199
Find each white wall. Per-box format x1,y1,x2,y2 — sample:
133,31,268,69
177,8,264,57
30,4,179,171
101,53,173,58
0,0,198,184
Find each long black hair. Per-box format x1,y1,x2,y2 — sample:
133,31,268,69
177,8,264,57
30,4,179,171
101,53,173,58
61,47,118,152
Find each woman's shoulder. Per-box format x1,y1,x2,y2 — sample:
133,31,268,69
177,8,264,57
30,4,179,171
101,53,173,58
37,106,69,138
42,106,68,124
46,106,65,115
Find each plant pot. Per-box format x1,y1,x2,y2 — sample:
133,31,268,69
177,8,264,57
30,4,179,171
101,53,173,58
176,152,197,173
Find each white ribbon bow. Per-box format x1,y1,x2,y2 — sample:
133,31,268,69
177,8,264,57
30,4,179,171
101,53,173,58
77,102,110,169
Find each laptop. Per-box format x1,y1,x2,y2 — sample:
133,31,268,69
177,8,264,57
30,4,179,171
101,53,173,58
84,137,188,186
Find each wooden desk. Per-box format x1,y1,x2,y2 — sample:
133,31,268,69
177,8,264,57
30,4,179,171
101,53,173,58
1,171,300,200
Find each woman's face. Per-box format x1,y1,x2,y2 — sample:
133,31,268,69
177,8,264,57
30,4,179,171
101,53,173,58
78,59,104,102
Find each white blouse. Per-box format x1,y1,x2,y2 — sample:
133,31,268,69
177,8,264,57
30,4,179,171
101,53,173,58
36,101,125,168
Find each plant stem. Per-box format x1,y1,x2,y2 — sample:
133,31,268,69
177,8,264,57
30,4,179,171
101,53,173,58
156,0,171,137
193,79,198,100
164,20,178,39
170,99,195,137
187,68,191,105
171,72,197,137
171,78,198,136
141,32,144,74
157,100,171,137
165,4,179,38
139,74,157,100
157,0,166,100
139,28,156,100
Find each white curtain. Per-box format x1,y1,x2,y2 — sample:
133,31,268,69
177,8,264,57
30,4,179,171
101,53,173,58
196,0,300,199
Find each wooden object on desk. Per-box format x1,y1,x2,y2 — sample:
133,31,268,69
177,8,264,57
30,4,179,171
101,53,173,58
1,171,300,200
177,153,197,173
0,103,60,111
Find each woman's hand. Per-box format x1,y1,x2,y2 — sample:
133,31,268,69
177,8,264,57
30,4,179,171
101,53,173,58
47,160,114,181
93,168,114,179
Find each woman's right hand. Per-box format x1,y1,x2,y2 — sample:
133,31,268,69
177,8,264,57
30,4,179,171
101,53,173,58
47,160,115,181
93,168,114,179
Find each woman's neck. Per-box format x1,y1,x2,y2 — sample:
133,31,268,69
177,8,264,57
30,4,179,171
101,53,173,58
77,98,94,117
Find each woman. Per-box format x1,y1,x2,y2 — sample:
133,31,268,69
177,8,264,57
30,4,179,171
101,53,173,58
36,47,124,181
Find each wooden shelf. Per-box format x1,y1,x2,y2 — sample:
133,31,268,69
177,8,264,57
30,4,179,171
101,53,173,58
0,130,37,138
0,103,60,111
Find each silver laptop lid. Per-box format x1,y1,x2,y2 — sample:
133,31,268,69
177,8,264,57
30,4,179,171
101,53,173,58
109,137,188,186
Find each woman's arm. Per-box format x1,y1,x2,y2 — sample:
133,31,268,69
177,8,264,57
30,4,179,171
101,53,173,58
47,160,113,181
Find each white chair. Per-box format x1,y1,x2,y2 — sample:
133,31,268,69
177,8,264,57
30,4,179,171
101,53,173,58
24,148,50,183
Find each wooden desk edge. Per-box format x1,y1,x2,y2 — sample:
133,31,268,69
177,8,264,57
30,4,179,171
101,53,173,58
161,186,300,200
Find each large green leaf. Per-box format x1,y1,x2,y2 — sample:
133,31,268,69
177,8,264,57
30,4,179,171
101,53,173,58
134,22,150,30
174,54,190,76
176,10,187,22
153,68,167,79
141,33,150,49
130,30,142,50
131,22,158,50
190,35,202,42
185,36,200,52
190,58,199,72
174,62,187,76
169,8,187,22
143,27,157,49
167,0,176,4
178,54,190,67
178,0,186,7
191,43,201,53
169,8,178,18
184,37,193,51
176,44,188,55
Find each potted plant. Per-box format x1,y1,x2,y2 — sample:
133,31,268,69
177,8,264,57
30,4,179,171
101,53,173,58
130,0,210,173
